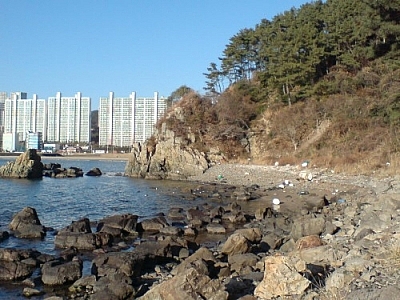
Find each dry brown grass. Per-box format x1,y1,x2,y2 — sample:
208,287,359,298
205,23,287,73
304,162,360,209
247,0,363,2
154,62,400,176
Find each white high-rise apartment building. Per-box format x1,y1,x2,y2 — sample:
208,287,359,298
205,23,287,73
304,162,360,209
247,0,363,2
99,92,167,147
0,92,8,150
47,92,91,144
3,93,46,151
0,91,8,134
0,92,8,101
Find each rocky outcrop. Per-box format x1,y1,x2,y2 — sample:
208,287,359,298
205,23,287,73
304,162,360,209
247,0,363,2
85,167,102,176
0,149,43,179
43,166,84,178
72,273,135,299
9,207,46,238
91,252,146,279
41,258,82,286
0,151,91,179
97,213,139,237
125,113,227,179
138,216,169,232
55,218,112,250
0,248,41,281
138,265,228,300
254,255,311,299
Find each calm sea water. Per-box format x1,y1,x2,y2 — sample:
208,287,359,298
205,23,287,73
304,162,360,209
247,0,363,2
0,157,208,299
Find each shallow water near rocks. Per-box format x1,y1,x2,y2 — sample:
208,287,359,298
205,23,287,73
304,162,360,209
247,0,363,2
0,157,339,299
0,157,213,299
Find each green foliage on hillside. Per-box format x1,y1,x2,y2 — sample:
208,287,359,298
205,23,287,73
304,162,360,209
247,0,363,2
164,0,400,173
204,0,400,105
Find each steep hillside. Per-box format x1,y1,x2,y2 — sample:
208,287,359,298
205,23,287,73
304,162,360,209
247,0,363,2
132,0,400,177
145,61,400,177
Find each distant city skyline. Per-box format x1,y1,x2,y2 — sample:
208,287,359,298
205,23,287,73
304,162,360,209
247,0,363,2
0,90,162,111
2,92,91,151
0,1,310,109
0,91,167,151
99,92,167,147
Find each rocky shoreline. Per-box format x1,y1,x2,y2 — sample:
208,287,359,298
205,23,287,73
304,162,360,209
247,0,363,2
1,160,400,299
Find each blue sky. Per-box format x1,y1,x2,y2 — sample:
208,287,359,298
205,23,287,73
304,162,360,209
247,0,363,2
0,0,310,110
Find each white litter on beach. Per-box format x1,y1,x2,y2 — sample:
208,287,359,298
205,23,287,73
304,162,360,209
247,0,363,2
272,198,281,205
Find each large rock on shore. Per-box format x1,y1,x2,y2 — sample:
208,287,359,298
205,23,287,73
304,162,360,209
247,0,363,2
9,207,46,238
125,127,210,179
85,167,102,176
55,218,112,250
138,265,228,300
0,149,43,179
0,248,40,281
97,213,139,237
254,255,311,299
41,259,82,285
123,98,233,180
92,252,145,278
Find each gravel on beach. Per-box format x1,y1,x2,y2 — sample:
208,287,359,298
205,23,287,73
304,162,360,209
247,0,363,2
189,162,393,191
189,163,299,188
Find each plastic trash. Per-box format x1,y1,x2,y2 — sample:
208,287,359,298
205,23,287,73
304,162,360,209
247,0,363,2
301,160,309,167
272,198,281,205
337,199,346,204
217,174,224,180
299,191,309,195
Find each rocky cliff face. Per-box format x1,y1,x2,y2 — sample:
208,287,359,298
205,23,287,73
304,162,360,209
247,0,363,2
125,123,209,180
125,119,226,180
0,150,43,179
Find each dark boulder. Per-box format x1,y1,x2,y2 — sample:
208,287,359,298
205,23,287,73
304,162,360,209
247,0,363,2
41,258,82,285
0,260,36,281
46,167,84,178
66,167,84,177
97,213,139,237
167,207,186,220
85,167,102,176
0,248,40,281
55,218,112,250
9,207,46,238
133,235,190,259
0,231,9,242
59,218,92,234
55,232,112,250
187,207,211,224
92,252,146,278
138,216,169,232
0,248,40,262
91,273,136,299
